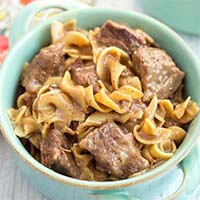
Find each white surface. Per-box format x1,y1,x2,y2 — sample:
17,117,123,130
1,0,200,199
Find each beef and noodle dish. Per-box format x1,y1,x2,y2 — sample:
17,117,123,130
8,20,200,180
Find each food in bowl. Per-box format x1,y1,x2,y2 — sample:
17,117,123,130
8,19,200,181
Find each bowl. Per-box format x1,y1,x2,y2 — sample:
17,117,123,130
1,1,200,200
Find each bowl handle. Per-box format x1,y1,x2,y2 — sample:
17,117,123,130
9,0,89,47
89,190,140,200
165,145,200,199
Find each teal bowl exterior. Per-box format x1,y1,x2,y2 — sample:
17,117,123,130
1,4,200,200
139,0,200,35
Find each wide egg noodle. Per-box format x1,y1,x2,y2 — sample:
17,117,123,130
51,21,64,44
88,28,106,63
95,88,126,114
142,146,157,164
77,112,118,134
32,85,85,136
51,19,77,43
96,46,130,90
119,76,142,91
86,81,144,114
63,31,93,60
148,140,176,160
8,106,39,138
85,86,112,113
169,126,186,145
51,19,93,60
174,97,200,123
134,125,172,145
60,71,87,111
174,96,191,119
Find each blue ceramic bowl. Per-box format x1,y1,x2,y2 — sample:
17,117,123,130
1,1,200,200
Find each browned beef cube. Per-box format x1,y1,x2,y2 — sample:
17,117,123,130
23,43,65,93
164,117,181,128
132,47,185,102
79,122,149,178
66,57,85,71
40,129,80,178
121,99,146,114
99,20,153,54
120,100,146,132
69,58,100,93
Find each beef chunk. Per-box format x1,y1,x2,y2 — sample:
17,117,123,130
164,117,181,128
121,99,146,114
132,47,185,102
120,100,146,132
23,43,65,93
68,58,100,93
66,57,85,71
40,129,80,178
80,122,149,178
99,20,153,54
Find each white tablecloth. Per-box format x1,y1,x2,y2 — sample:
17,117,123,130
1,0,200,199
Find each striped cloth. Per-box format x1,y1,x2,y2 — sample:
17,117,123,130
0,0,93,63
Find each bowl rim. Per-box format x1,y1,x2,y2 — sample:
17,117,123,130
1,7,200,190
